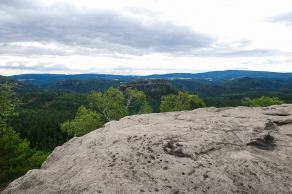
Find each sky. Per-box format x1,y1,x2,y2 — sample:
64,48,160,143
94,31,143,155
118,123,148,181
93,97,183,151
1,0,292,75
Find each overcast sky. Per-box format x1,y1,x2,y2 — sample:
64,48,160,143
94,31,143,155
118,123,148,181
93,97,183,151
1,0,292,75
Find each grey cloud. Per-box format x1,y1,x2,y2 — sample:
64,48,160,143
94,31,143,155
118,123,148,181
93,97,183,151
0,0,287,59
0,43,74,56
0,62,69,72
0,63,196,75
202,40,290,57
0,0,35,8
0,0,213,55
170,39,289,58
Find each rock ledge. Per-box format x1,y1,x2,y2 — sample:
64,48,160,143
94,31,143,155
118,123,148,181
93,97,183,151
4,105,292,194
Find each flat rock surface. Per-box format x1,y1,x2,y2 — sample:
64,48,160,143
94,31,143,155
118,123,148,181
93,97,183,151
4,105,292,194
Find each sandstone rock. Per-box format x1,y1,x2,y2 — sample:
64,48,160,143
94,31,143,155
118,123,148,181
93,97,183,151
4,105,292,194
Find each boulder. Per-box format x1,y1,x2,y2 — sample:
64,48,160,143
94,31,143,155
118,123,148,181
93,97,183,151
4,105,292,194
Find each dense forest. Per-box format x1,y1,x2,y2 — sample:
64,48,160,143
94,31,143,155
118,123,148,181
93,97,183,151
1,71,291,190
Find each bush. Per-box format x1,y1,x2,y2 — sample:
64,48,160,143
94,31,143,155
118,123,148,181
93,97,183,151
242,96,284,107
60,106,103,137
125,89,152,115
88,88,128,122
160,92,205,112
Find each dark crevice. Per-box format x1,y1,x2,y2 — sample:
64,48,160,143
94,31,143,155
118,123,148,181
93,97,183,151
247,134,276,150
264,112,291,116
264,120,278,130
163,140,193,159
273,119,292,126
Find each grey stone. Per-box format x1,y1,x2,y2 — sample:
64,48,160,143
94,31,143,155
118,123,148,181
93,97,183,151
4,105,292,194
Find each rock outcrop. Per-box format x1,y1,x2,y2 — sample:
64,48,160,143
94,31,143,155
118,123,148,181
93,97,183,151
4,105,292,194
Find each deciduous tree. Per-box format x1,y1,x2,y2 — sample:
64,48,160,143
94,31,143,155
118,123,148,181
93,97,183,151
160,92,205,112
61,106,103,137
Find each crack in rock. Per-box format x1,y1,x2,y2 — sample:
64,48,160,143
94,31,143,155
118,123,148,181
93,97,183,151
264,120,278,130
273,119,292,126
247,134,276,150
163,140,193,159
264,112,291,116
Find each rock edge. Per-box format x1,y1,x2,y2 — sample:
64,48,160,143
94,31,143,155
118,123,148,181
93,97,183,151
4,105,292,194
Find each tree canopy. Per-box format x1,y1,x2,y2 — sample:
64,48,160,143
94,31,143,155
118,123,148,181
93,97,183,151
125,89,152,115
160,92,205,112
0,84,15,127
61,106,103,137
0,83,48,190
242,96,284,107
88,87,128,122
60,88,153,137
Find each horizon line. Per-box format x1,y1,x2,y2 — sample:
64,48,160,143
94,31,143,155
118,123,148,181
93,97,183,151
3,69,292,77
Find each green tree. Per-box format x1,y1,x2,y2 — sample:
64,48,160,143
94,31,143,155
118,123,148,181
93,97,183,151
11,91,86,150
160,92,205,112
0,84,15,127
0,127,30,188
0,127,48,190
125,89,152,115
60,106,103,137
88,87,128,122
0,83,48,190
242,96,284,107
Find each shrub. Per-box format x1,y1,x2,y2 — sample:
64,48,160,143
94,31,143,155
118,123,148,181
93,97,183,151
160,92,205,112
242,96,284,107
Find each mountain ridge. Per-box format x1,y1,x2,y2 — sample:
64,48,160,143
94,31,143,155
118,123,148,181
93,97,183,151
6,70,292,90
9,70,292,80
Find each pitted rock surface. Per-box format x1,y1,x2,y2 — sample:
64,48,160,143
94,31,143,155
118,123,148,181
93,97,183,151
4,105,292,194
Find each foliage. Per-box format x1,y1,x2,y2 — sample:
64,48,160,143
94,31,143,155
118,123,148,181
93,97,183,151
88,87,128,122
61,106,103,137
0,83,49,190
61,88,153,137
242,96,284,107
12,109,71,150
122,79,178,112
0,84,15,127
0,76,40,94
52,78,121,93
0,128,49,189
11,92,86,150
18,91,86,111
28,150,49,167
0,127,29,189
125,89,152,115
160,92,206,112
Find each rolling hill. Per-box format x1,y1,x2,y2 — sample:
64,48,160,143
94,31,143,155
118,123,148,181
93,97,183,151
9,70,292,89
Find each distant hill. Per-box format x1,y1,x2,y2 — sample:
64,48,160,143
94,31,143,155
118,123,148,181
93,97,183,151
9,74,137,89
8,70,292,89
6,71,292,106
52,79,121,93
0,75,40,93
171,77,292,95
46,76,292,108
145,70,292,79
